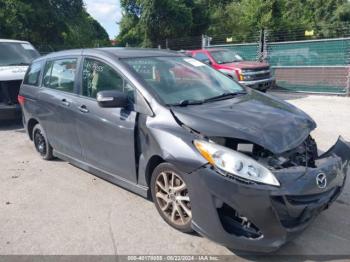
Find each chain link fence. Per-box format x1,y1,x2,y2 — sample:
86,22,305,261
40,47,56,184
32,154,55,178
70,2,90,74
162,27,350,95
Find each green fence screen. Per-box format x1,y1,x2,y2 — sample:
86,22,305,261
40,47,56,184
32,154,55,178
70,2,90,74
208,38,350,95
267,38,350,66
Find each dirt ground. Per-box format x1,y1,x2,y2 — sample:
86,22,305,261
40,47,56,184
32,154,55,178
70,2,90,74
0,92,349,259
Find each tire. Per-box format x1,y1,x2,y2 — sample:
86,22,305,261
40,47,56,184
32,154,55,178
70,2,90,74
151,163,193,233
32,123,53,160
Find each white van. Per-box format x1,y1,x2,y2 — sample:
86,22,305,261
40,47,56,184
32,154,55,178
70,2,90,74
0,39,40,120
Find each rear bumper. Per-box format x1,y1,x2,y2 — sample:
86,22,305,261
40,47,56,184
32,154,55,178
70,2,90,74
240,77,275,91
0,103,21,120
187,137,349,253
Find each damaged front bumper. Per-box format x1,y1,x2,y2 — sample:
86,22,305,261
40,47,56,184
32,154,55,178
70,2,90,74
187,137,350,252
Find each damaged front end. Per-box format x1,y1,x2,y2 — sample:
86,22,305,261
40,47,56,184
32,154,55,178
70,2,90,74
187,134,350,252
167,92,349,252
210,135,319,171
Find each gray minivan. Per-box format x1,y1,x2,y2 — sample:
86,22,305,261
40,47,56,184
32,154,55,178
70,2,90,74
19,48,350,252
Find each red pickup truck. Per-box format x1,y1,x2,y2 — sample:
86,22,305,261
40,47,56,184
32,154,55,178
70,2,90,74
186,49,274,92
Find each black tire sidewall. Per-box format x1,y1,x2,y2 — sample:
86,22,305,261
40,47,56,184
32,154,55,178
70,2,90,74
32,124,53,160
150,162,193,233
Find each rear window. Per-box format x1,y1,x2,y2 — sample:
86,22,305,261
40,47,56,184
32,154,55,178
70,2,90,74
0,42,40,66
23,61,42,86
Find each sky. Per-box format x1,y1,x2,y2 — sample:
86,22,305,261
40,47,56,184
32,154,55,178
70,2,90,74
84,0,122,39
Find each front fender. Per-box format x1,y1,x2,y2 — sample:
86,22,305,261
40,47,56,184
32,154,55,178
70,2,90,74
136,113,207,188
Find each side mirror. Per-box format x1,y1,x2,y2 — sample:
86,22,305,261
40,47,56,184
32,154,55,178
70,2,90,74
96,90,128,108
203,59,212,66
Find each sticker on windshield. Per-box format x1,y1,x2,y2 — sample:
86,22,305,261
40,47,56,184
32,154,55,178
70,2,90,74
21,43,35,50
184,58,205,67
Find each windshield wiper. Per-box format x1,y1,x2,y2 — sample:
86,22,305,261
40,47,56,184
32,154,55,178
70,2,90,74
170,99,204,107
7,62,30,66
222,60,240,64
203,91,246,103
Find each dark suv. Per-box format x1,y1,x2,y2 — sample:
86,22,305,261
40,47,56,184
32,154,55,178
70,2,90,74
19,48,350,252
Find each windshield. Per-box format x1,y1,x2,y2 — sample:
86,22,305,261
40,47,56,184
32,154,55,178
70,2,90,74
211,50,243,64
123,56,244,105
0,42,40,66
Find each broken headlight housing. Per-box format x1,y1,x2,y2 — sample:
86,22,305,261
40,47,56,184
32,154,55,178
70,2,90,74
194,140,280,187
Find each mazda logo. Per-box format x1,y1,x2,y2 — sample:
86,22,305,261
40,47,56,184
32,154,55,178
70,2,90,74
316,173,327,189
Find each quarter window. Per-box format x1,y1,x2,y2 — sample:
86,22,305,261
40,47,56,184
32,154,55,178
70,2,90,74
23,61,42,86
82,58,134,101
43,58,77,93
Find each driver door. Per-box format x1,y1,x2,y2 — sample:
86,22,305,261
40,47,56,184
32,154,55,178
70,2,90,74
74,57,137,183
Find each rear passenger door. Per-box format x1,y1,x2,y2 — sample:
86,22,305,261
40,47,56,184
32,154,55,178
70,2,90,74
74,57,137,182
38,57,82,159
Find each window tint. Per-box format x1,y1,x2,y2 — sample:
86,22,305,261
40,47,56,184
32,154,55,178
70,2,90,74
43,58,77,93
82,58,134,101
23,61,42,86
194,52,210,62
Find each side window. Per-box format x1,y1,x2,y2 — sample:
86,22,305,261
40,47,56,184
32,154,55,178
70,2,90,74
82,58,134,101
23,61,42,86
43,58,77,93
194,52,210,62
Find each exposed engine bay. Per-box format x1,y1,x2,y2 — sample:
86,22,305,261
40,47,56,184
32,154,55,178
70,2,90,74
210,135,319,170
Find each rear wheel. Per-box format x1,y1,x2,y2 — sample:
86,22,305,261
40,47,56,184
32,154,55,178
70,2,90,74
32,124,53,160
151,163,193,233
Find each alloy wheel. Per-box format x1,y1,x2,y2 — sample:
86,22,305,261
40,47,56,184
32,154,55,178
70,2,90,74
155,171,192,226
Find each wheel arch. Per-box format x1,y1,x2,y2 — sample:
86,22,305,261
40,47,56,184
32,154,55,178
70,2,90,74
145,155,165,188
27,118,39,140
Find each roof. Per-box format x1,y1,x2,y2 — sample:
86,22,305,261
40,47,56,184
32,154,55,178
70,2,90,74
0,39,30,44
188,48,227,52
41,47,183,60
98,48,182,58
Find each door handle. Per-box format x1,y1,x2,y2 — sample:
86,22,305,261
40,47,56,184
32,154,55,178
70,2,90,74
61,98,70,107
78,105,89,113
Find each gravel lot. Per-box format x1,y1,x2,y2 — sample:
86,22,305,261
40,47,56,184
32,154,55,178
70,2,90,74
0,92,349,258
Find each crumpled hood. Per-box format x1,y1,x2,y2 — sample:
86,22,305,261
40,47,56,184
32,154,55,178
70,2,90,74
171,91,316,154
219,61,269,70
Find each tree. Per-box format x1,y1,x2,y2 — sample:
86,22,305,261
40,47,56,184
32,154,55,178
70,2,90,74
0,0,110,51
117,0,210,47
141,0,192,47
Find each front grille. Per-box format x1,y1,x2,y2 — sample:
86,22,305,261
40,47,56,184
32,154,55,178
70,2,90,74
241,67,271,81
0,80,21,104
271,187,340,228
242,67,270,73
286,188,338,205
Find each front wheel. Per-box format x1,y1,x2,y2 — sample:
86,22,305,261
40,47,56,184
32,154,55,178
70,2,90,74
151,163,193,233
32,123,53,160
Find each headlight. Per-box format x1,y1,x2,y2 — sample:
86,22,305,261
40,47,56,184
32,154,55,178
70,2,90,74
194,140,280,186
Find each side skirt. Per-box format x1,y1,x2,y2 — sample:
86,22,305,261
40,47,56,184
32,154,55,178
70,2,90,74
53,150,149,198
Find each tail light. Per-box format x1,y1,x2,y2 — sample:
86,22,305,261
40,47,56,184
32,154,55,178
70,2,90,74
18,95,25,105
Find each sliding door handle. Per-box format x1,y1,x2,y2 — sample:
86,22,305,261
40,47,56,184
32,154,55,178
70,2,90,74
61,98,70,106
78,105,89,113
